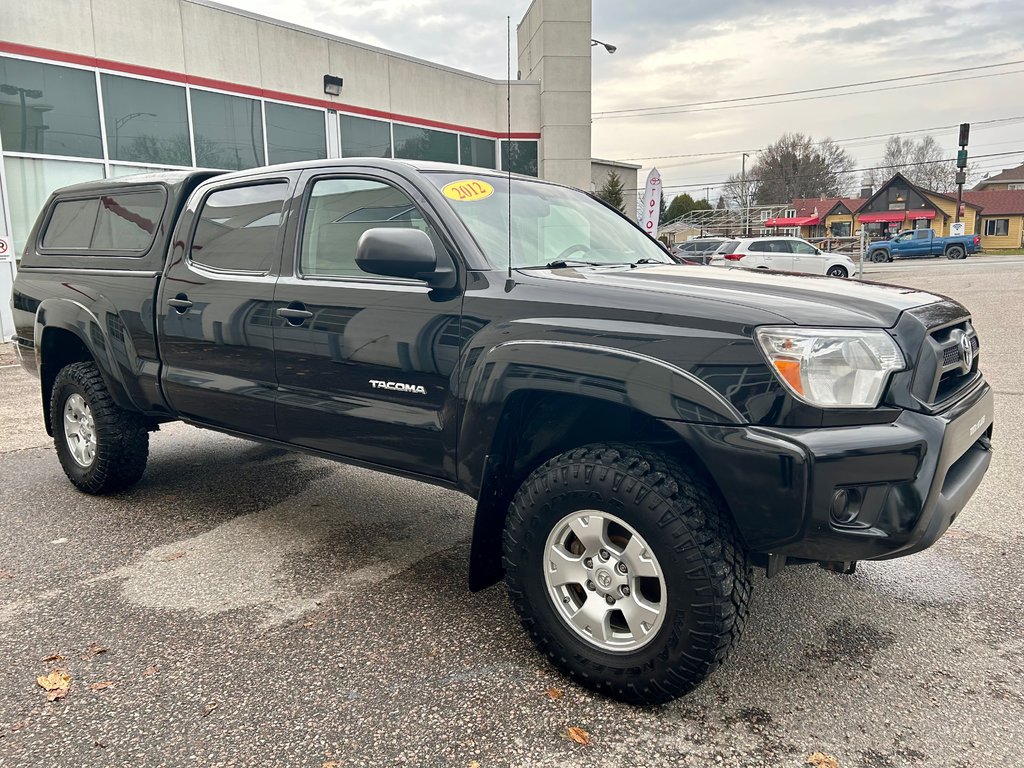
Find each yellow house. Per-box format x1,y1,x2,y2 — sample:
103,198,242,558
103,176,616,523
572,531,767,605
963,191,1024,249
921,191,981,237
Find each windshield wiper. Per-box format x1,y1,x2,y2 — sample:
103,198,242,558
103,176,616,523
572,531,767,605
631,258,668,265
520,259,604,270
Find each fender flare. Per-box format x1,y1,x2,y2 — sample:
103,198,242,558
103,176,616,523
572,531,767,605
33,297,139,413
458,339,746,591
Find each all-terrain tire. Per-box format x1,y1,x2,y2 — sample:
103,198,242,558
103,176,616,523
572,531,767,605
50,362,149,494
870,250,889,263
946,245,965,260
503,443,752,704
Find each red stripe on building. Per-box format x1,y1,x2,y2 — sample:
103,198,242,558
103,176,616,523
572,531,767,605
0,40,541,140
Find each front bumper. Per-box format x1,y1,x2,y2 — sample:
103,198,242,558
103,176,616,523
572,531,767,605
669,380,993,563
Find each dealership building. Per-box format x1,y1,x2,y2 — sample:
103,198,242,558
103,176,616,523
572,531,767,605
0,0,623,337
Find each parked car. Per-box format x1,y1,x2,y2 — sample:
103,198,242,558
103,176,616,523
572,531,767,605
12,160,992,704
670,237,726,265
867,229,981,263
711,237,857,277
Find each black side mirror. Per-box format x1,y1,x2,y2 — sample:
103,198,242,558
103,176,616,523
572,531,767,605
355,228,456,289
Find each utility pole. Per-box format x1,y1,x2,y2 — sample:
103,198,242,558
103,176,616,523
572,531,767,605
741,152,750,236
954,122,969,225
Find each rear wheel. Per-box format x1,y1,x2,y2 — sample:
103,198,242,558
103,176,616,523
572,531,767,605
826,265,849,278
946,245,965,259
870,250,888,263
51,362,149,494
503,444,752,704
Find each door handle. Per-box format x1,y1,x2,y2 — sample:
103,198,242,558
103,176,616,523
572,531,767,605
167,295,193,312
277,304,314,324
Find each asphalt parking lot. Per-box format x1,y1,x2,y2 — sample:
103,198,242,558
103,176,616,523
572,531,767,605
1,258,1022,767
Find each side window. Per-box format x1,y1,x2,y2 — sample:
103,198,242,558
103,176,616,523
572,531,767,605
913,230,930,240
747,241,765,252
770,240,792,253
789,240,817,254
190,182,289,272
42,198,100,249
300,177,436,278
91,191,165,251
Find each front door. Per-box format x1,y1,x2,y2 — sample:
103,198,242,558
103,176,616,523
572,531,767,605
273,170,462,480
789,239,824,274
158,176,295,437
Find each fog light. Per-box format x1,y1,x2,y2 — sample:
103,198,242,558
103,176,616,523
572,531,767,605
830,488,861,526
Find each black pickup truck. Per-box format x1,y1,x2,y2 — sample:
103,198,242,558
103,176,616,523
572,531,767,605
11,160,993,704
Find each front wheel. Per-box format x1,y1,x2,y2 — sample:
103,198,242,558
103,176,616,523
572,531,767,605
946,245,965,259
503,444,752,704
870,250,888,263
826,265,849,278
51,362,149,494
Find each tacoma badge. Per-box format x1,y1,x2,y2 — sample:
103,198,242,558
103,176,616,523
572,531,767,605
369,379,427,395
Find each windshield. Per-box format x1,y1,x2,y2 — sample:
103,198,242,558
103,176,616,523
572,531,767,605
425,172,672,269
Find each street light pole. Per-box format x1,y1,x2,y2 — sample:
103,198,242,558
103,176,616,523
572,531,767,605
741,152,750,236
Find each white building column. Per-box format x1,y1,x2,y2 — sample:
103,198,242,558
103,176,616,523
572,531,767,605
517,0,592,190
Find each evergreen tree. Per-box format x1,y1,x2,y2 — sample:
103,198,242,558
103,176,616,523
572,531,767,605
596,170,626,212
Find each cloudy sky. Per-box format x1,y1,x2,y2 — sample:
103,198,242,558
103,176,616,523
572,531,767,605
222,0,1024,201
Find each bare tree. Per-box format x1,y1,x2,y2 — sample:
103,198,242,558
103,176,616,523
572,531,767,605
747,133,856,204
861,135,971,192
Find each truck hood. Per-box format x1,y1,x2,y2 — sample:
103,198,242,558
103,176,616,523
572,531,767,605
526,264,944,327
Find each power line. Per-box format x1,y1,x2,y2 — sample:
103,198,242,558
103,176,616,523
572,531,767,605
618,115,1024,163
615,149,1024,195
593,59,1024,118
592,68,1024,120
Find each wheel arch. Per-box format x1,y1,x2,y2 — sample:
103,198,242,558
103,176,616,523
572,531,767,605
464,382,740,592
34,300,136,435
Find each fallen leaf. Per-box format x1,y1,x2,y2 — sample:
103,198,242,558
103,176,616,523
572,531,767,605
322,763,341,768
469,762,481,768
807,753,840,768
0,568,13,579
142,664,159,677
40,653,64,663
546,687,562,700
89,681,114,691
164,551,186,562
202,702,218,717
36,670,71,701
83,642,109,658
566,726,590,746
94,740,107,749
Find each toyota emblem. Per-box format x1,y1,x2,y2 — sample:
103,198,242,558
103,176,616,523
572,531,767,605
960,333,974,369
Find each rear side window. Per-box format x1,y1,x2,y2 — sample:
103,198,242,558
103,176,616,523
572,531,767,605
748,241,766,252
41,190,165,252
190,183,289,273
717,241,739,255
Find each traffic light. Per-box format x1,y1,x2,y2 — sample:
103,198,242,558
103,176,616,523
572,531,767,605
958,122,970,147
957,149,968,169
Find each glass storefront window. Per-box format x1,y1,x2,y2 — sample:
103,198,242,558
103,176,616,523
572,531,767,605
459,135,496,169
339,114,391,158
2,156,105,256
266,102,326,165
501,140,538,176
393,124,457,163
101,74,191,166
190,89,265,170
0,57,102,158
109,164,176,178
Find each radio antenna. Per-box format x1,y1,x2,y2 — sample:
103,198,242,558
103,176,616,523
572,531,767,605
505,15,514,287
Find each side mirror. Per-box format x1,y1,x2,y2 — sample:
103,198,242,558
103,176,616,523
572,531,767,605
355,228,456,289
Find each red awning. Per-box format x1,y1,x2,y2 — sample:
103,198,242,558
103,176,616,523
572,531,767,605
909,209,937,220
764,216,819,227
858,211,907,223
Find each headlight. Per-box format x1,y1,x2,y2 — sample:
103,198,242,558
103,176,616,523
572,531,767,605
755,327,905,408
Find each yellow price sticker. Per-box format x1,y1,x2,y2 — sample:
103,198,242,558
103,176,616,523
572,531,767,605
442,179,495,202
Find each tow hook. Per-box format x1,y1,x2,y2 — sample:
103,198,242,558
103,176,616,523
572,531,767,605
819,560,857,575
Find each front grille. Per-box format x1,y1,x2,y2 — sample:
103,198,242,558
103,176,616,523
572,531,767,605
912,320,980,408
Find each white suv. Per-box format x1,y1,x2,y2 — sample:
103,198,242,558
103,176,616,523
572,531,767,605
710,237,856,278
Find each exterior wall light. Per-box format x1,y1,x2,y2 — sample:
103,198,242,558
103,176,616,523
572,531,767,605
323,75,344,96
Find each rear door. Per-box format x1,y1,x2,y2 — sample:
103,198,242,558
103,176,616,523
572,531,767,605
158,175,296,437
758,240,794,271
271,168,463,480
